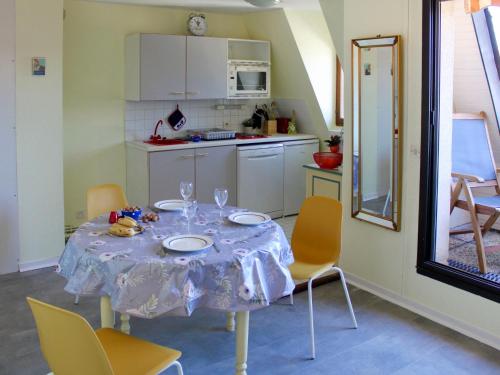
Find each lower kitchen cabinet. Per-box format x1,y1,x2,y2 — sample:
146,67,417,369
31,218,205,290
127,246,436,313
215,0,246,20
127,145,236,207
149,149,196,204
304,164,342,201
284,140,319,215
195,145,236,205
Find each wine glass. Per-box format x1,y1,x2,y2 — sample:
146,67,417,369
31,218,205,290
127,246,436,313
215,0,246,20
183,200,198,233
180,181,193,202
214,188,228,219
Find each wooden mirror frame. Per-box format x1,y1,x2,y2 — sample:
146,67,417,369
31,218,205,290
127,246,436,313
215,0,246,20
336,56,344,126
351,35,403,231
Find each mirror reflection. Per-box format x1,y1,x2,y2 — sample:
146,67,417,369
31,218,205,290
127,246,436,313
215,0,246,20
352,35,402,231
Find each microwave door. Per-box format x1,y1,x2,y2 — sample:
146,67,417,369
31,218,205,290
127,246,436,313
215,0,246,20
236,71,267,94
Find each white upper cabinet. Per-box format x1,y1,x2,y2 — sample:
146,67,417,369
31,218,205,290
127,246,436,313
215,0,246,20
186,36,228,100
125,34,228,101
126,34,187,101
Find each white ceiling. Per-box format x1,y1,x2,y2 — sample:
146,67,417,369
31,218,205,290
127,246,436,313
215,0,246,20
83,0,320,13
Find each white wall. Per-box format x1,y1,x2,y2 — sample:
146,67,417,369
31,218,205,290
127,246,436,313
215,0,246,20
0,0,19,274
319,0,344,63
285,9,336,129
338,0,500,349
16,0,65,267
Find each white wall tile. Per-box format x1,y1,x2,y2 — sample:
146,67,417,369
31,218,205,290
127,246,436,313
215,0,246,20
125,99,273,140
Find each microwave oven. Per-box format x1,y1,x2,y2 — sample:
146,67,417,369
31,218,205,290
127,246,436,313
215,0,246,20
228,62,271,98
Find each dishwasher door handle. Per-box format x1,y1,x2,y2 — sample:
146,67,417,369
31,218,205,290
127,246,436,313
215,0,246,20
246,154,279,160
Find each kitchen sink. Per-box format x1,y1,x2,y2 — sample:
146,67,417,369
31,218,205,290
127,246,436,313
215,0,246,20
144,139,188,146
235,133,268,140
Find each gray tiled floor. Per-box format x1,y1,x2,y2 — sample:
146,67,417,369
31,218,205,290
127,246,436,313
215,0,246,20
0,216,499,374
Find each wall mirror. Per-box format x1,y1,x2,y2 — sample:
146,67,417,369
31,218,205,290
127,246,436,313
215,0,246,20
352,35,402,231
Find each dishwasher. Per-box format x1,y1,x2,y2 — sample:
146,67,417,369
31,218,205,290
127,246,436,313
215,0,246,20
237,144,284,218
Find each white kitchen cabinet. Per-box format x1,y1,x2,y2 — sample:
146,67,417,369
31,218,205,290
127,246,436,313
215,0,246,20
284,140,319,215
186,36,228,100
127,145,236,207
125,34,228,101
149,148,195,204
126,34,187,101
195,146,236,205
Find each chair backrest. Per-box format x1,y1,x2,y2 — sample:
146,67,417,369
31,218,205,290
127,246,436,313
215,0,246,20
27,297,114,375
87,184,128,220
291,196,343,264
452,115,497,181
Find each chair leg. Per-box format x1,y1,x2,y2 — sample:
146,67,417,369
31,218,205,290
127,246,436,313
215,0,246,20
289,292,294,305
462,182,488,273
307,278,316,360
74,295,80,305
173,361,184,375
332,267,358,328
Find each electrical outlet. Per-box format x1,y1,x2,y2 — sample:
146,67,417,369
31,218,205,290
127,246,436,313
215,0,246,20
76,210,86,220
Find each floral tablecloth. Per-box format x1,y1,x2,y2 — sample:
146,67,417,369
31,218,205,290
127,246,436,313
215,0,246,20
58,204,295,318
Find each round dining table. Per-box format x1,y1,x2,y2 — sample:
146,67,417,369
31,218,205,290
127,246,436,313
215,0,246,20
58,203,295,375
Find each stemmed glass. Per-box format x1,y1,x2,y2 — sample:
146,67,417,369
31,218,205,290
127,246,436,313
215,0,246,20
214,188,228,220
183,200,198,233
180,181,193,202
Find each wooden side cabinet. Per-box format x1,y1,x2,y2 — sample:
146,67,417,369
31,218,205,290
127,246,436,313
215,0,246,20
304,164,342,201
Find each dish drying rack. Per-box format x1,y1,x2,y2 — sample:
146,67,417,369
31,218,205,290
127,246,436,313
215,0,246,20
188,128,236,141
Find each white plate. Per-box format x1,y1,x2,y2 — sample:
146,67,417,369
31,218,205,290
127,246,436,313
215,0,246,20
162,234,213,252
228,212,271,226
154,200,187,211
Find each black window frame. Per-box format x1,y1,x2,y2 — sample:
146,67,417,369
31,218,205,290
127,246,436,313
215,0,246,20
417,0,500,303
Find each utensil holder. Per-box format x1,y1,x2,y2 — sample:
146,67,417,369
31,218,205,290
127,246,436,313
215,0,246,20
263,120,277,135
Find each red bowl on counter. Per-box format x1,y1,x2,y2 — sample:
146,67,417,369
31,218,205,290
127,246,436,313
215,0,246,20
313,152,343,169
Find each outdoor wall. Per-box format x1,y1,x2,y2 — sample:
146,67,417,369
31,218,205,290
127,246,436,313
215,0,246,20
63,0,249,227
338,0,500,348
16,0,65,267
452,0,500,162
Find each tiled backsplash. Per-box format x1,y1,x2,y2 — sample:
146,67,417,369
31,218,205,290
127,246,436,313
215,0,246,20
125,99,271,141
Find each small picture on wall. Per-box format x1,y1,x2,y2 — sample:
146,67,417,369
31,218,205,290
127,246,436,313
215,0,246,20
32,57,46,76
364,63,371,76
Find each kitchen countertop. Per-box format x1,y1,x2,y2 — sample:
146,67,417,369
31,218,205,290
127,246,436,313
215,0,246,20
127,133,318,152
303,163,343,175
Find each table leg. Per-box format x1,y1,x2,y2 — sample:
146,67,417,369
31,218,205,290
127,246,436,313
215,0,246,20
120,313,131,334
100,296,115,328
226,311,235,332
235,311,249,375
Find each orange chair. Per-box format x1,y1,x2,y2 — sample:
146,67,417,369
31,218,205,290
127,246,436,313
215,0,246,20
27,297,183,375
288,196,358,359
87,184,128,220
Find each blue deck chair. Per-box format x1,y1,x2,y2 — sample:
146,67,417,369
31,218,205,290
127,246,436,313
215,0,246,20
450,113,500,274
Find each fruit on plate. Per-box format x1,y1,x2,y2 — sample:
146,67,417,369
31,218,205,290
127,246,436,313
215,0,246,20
117,217,138,228
141,212,159,223
108,222,144,237
108,223,136,237
122,206,141,212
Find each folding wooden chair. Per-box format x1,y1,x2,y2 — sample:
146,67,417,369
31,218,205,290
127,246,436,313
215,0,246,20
450,112,500,274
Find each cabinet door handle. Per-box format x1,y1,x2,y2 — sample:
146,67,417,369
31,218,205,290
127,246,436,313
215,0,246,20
186,91,200,95
180,155,195,159
170,91,186,95
196,153,209,157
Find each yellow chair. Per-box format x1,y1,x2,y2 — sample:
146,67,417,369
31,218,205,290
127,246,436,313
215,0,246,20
27,297,183,375
87,183,129,220
74,184,129,305
288,196,358,359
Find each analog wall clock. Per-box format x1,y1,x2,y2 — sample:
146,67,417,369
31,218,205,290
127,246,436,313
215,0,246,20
188,13,207,36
